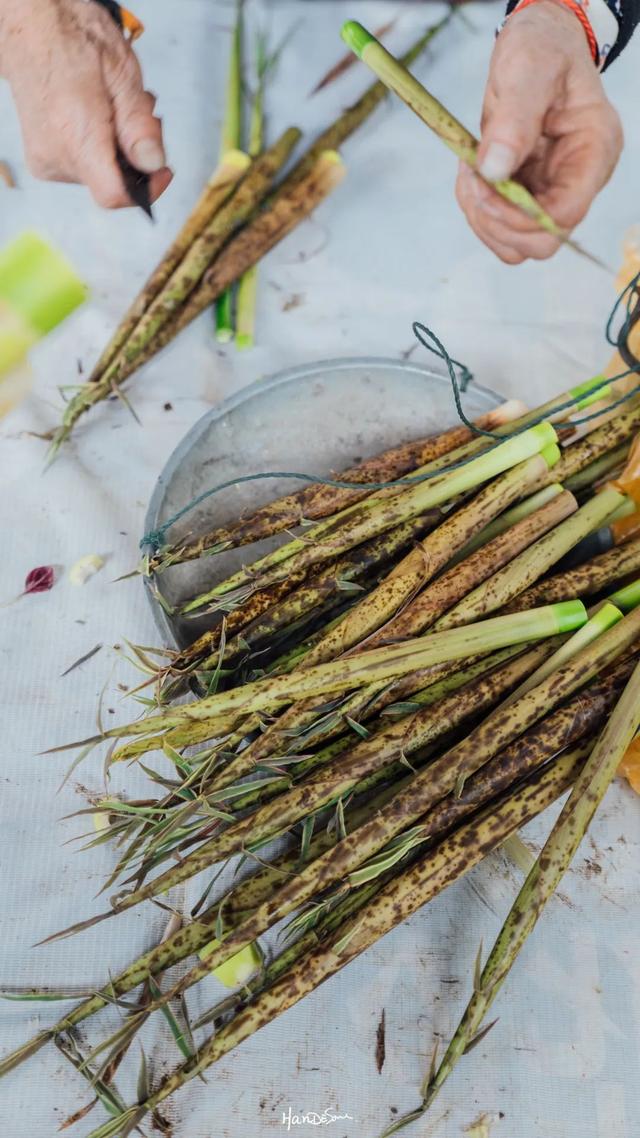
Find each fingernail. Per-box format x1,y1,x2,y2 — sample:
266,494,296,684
478,142,517,182
131,138,165,173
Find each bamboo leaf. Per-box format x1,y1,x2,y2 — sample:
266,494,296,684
148,979,194,1061
463,1018,499,1055
136,1045,150,1105
344,715,371,739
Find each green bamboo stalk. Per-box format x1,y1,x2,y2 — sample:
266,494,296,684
48,150,344,454
340,21,599,262
150,405,522,573
449,483,564,567
504,601,623,705
281,14,456,188
107,603,634,928
114,128,299,376
155,377,613,595
609,576,640,613
48,603,591,933
183,507,436,625
100,599,584,743
206,645,532,792
104,151,347,386
435,486,625,629
216,0,244,343
365,488,576,647
5,657,618,1084
210,485,574,778
81,751,586,1138
163,373,624,591
564,442,630,493
200,645,536,803
198,515,436,670
170,641,555,860
541,404,640,488
236,31,268,349
169,411,532,612
151,369,611,578
221,1,244,158
506,535,640,612
420,660,640,1120
88,150,250,384
298,450,559,668
169,423,559,606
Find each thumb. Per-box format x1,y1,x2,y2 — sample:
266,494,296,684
477,39,560,181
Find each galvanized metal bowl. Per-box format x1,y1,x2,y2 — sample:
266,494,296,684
144,356,500,650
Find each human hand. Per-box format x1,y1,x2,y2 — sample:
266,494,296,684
456,0,623,263
0,0,172,209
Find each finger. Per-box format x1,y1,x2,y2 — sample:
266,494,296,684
476,203,562,261
456,166,525,264
148,167,174,204
457,164,560,261
105,50,167,174
60,80,134,208
72,114,133,209
536,108,623,230
458,163,541,236
477,20,565,182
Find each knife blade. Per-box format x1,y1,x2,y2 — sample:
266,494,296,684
115,147,154,218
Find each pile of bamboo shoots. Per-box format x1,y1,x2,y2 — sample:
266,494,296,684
5,374,640,1136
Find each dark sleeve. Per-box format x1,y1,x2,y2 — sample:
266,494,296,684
504,0,640,68
602,0,640,65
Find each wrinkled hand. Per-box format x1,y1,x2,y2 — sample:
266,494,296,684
0,0,172,208
456,0,623,263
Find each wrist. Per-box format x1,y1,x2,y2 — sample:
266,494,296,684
508,0,618,67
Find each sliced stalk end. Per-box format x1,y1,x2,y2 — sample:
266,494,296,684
216,149,252,177
571,375,612,411
215,290,235,342
528,421,558,450
553,599,588,634
492,398,529,424
589,601,624,631
541,442,561,468
318,148,343,167
340,20,373,58
608,577,640,613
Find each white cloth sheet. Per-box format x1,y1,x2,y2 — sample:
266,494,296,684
0,2,639,1136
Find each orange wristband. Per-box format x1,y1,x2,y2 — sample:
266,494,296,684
512,0,599,63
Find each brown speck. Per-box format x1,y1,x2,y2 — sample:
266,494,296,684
282,292,304,313
163,402,173,411
582,857,603,878
0,160,16,187
375,1008,386,1073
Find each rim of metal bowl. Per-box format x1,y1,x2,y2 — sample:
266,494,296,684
142,355,501,646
